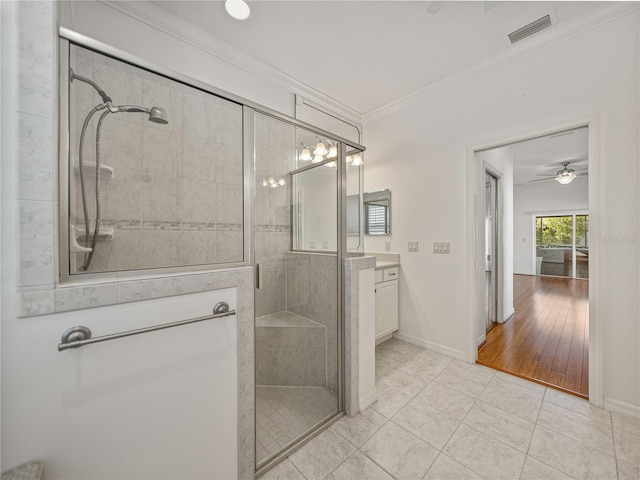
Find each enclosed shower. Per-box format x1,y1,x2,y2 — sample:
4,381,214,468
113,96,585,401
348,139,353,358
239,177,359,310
65,43,245,275
72,68,168,270
253,112,363,470
63,40,364,477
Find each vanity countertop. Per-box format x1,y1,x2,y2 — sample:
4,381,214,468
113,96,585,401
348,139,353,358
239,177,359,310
375,260,400,270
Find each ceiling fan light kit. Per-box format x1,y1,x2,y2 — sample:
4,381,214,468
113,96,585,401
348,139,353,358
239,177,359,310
554,161,578,185
555,171,577,185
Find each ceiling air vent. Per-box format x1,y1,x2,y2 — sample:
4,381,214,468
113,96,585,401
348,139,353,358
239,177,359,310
504,12,556,46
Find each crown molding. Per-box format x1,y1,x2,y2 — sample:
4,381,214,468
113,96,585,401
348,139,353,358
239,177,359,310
363,3,639,122
99,1,363,124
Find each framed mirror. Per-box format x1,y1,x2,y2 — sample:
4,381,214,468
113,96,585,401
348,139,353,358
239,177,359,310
364,189,391,235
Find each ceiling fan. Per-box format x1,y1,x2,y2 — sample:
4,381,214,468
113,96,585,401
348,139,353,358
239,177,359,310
529,161,588,185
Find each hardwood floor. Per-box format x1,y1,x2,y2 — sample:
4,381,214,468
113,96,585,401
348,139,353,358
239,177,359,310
478,274,589,398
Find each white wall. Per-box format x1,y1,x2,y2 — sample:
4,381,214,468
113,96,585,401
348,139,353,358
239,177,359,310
514,177,589,274
363,12,639,408
3,290,239,479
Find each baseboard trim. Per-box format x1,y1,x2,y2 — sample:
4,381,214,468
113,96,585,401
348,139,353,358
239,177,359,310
393,332,466,361
604,397,640,418
359,389,378,412
502,310,516,323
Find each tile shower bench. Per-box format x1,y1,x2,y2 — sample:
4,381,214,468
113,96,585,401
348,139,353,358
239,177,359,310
255,311,327,387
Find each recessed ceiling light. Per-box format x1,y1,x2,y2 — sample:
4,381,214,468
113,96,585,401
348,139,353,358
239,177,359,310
225,0,250,21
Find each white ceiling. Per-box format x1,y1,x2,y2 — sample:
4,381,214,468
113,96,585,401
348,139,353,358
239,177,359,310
511,126,588,185
150,0,607,115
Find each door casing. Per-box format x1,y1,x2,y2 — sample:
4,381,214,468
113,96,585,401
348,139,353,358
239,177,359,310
464,115,602,406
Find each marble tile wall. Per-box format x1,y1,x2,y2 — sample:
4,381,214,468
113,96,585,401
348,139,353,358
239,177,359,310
68,44,243,274
16,0,56,290
256,322,327,387
254,114,294,317
287,252,339,394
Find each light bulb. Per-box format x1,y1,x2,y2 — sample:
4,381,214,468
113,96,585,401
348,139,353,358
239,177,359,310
312,154,324,163
314,141,328,156
225,0,251,20
325,161,337,168
278,178,286,186
346,155,353,164
327,145,337,158
262,178,268,187
299,148,312,161
351,154,363,166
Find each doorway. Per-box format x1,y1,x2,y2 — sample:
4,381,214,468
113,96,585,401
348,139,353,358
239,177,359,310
472,125,594,399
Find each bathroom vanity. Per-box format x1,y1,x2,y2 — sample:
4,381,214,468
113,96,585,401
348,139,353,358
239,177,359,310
369,254,400,344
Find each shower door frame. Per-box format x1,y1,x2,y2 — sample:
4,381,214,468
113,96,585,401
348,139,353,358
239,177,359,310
250,110,354,476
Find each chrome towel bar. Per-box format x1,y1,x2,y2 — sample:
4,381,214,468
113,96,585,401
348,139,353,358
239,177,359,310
58,302,235,352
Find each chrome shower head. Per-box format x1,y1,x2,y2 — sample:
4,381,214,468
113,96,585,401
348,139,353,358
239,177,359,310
117,105,168,124
148,106,168,124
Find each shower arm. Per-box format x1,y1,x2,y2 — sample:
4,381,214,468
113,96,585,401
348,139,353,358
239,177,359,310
70,68,118,113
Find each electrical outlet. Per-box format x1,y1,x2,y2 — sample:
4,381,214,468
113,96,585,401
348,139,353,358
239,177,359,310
408,241,418,252
385,241,391,252
322,240,329,249
433,242,450,254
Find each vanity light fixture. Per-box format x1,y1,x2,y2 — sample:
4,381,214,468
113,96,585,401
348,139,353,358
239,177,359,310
262,176,286,188
314,140,328,156
351,154,363,166
298,143,312,161
225,0,251,20
298,138,364,167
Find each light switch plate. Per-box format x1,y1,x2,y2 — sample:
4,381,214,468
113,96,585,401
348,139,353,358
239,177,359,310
385,241,391,252
408,241,418,252
322,240,329,249
433,242,450,254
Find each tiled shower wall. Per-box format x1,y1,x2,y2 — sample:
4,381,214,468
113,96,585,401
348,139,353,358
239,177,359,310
287,253,339,393
69,45,244,274
253,113,340,393
254,114,293,317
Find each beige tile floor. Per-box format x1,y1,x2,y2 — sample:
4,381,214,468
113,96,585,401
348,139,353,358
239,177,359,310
261,338,640,480
257,386,338,465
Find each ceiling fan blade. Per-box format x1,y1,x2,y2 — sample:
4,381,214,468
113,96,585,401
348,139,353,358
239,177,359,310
484,1,500,12
528,177,555,183
535,174,556,177
426,1,446,14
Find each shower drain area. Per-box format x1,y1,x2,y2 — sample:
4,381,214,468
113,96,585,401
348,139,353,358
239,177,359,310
255,385,337,464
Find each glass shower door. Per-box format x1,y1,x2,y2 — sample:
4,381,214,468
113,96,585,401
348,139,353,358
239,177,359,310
254,113,341,468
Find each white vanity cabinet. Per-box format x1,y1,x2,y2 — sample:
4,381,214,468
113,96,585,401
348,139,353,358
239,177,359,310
375,266,399,343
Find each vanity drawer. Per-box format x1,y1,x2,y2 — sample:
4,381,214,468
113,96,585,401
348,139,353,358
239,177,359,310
375,269,383,284
383,267,398,282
